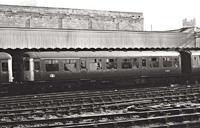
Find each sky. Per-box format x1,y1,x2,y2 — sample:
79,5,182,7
0,0,199,31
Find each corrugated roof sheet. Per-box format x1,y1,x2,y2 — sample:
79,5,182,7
24,51,180,59
0,27,194,49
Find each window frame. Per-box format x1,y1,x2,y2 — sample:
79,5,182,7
106,58,117,70
173,57,180,68
132,58,140,69
34,61,40,71
63,59,78,72
162,57,173,68
89,58,103,71
149,57,159,68
121,58,132,69
24,60,30,71
1,62,8,72
45,59,59,72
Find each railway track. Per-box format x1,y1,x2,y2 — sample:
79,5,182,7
1,85,200,127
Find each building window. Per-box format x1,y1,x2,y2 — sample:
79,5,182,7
106,58,117,69
163,57,172,67
122,58,132,69
45,60,59,72
150,57,159,68
64,59,77,72
2,62,8,72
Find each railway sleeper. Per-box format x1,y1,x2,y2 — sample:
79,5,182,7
1,109,200,127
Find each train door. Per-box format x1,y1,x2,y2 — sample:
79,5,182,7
141,58,147,76
0,61,1,82
33,60,41,81
80,59,87,79
180,51,191,74
23,57,34,81
0,60,9,83
140,58,147,84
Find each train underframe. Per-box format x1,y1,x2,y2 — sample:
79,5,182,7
1,73,199,96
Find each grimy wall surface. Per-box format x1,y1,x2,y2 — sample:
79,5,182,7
0,4,143,31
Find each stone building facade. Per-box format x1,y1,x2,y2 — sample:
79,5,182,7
0,4,143,31
182,18,196,28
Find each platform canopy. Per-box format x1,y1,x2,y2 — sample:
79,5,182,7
0,27,197,49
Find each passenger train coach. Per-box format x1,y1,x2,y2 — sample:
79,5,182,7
21,51,182,85
0,52,13,83
1,50,200,89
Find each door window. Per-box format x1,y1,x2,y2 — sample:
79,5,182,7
2,62,8,72
133,58,139,69
142,59,146,68
34,62,40,70
81,60,86,70
24,60,30,71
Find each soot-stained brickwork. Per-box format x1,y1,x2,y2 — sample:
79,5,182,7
0,4,143,31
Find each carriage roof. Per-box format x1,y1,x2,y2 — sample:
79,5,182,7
190,51,200,56
24,51,180,59
0,52,12,59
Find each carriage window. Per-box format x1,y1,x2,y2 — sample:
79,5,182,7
193,56,198,68
122,58,132,69
193,56,200,68
174,58,179,67
163,57,172,67
198,56,200,67
150,57,159,68
106,59,117,69
2,62,8,72
133,58,139,69
45,60,59,72
64,59,77,72
142,59,146,67
24,60,30,71
34,62,40,70
90,59,103,71
81,60,86,70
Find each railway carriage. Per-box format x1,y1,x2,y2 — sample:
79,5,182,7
180,50,200,83
0,52,13,83
21,51,182,86
190,51,200,74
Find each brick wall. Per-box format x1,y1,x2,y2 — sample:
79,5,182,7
0,4,143,31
